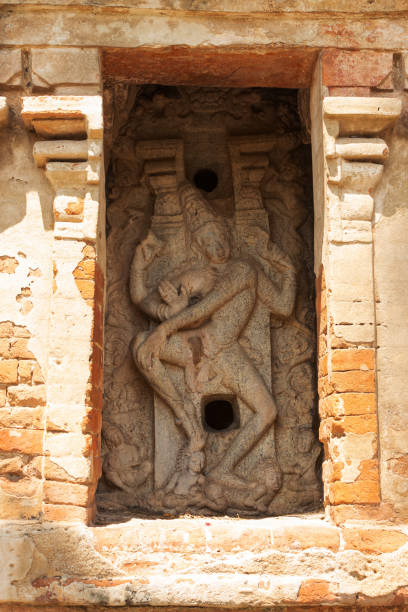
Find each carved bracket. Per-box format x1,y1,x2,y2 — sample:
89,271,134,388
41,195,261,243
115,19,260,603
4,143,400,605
22,96,103,243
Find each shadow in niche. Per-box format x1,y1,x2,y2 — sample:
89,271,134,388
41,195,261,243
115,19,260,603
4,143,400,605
98,83,323,522
0,96,54,234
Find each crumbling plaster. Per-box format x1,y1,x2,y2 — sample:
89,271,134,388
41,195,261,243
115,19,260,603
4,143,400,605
0,2,408,609
0,93,54,380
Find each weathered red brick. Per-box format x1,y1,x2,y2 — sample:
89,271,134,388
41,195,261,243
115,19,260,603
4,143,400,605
18,360,33,384
93,520,206,553
330,371,375,393
73,258,95,280
0,428,43,454
331,348,375,372
328,415,377,437
329,503,393,524
297,579,338,604
0,406,44,429
0,359,18,384
9,338,34,359
0,322,14,338
328,481,380,505
7,384,46,407
43,502,95,523
320,393,376,418
208,524,270,552
0,256,18,274
343,528,408,554
321,49,393,87
273,525,339,552
329,86,371,96
44,481,95,507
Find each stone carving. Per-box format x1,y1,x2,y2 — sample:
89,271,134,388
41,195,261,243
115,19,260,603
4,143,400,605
130,180,296,512
99,85,321,516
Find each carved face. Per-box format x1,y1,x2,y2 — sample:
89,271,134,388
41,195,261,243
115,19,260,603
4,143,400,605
193,222,230,264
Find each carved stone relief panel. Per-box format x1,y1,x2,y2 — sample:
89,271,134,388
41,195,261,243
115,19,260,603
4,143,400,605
99,85,321,517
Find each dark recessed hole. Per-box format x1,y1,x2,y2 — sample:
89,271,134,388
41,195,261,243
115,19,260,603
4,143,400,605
202,396,239,432
194,168,218,193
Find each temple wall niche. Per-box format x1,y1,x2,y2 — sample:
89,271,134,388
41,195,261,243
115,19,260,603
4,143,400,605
100,85,321,517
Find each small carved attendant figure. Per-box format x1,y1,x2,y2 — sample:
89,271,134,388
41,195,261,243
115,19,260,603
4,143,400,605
130,181,296,503
103,421,151,493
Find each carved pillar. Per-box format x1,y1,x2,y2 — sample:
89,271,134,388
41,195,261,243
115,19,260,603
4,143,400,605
311,87,401,521
22,96,105,523
135,139,186,488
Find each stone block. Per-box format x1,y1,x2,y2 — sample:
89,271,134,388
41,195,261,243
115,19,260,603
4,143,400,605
0,49,21,85
0,359,18,384
31,48,100,87
329,243,373,301
330,299,374,326
333,323,375,345
340,194,374,221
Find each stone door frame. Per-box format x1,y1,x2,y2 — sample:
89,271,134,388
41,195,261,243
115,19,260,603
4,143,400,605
17,47,401,524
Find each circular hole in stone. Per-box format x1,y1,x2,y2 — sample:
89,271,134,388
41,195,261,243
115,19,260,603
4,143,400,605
203,397,238,432
194,168,218,193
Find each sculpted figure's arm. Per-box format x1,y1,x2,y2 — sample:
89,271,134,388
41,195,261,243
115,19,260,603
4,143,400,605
164,261,253,335
130,232,188,321
248,227,296,318
138,261,254,370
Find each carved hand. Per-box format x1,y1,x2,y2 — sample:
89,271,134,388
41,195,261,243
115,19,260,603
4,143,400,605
158,280,189,317
133,231,163,270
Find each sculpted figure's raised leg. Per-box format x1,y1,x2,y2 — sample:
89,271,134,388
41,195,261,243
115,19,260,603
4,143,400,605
207,343,279,488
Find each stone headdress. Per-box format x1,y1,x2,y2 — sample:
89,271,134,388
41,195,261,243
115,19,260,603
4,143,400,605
178,181,219,234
